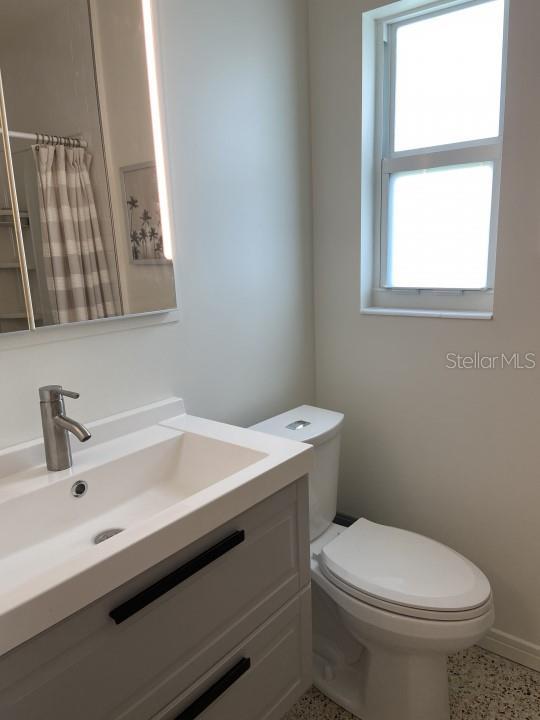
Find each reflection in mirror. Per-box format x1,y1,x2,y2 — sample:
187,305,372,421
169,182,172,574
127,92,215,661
0,162,31,334
0,0,176,331
0,80,31,334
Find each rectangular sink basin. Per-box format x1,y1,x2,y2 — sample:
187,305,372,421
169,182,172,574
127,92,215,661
0,425,266,595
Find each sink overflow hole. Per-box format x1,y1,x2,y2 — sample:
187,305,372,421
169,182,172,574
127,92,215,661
71,481,88,498
94,528,124,545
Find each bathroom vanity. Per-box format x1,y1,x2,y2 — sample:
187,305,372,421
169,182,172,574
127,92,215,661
0,400,312,719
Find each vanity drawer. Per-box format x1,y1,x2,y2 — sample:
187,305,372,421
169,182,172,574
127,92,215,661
150,589,311,720
0,480,310,720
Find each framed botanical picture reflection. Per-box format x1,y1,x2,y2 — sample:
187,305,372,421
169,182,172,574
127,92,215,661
121,162,171,265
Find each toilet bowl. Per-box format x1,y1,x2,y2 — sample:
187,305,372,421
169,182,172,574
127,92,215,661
310,522,493,719
251,407,494,720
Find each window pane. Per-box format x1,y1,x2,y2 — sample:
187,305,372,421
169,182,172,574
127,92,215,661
387,164,494,289
393,0,505,152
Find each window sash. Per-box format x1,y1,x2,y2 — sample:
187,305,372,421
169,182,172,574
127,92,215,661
385,0,505,156
379,160,502,293
375,0,505,296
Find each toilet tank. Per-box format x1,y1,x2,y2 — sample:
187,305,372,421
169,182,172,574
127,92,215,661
251,406,344,541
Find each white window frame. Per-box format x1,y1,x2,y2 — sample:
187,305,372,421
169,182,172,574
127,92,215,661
361,0,509,319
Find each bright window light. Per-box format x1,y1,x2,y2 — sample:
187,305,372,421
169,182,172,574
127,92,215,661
393,0,505,152
387,163,494,289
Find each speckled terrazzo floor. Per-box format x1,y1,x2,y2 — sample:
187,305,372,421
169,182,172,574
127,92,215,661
284,646,540,719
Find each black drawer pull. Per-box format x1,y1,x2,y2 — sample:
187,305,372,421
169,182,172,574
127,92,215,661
109,530,245,624
176,657,251,720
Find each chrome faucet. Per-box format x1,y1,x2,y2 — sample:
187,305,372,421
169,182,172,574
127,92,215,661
39,385,91,471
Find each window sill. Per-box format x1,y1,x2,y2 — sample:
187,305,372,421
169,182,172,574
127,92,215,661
361,307,493,320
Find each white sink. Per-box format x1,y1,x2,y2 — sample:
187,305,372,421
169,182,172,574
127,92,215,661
0,426,265,595
0,399,312,656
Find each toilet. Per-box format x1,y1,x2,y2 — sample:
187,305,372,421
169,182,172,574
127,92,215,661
252,406,494,720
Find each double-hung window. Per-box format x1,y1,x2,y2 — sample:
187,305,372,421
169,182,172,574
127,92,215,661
362,0,508,318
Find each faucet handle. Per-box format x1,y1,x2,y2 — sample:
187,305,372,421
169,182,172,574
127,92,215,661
61,389,80,400
39,385,80,402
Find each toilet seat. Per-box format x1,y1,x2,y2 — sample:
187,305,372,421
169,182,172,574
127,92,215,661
318,519,492,621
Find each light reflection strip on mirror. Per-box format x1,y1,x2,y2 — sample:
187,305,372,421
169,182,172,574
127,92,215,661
142,0,173,261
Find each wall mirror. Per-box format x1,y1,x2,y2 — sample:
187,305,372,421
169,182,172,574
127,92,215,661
0,0,177,335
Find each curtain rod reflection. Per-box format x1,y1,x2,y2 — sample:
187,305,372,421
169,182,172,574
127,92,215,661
0,128,87,148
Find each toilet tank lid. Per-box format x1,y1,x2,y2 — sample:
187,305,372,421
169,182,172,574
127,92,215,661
251,405,344,446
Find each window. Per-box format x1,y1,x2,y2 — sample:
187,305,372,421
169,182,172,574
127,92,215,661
362,0,508,318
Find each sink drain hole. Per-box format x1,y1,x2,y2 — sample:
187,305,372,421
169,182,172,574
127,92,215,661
94,528,124,545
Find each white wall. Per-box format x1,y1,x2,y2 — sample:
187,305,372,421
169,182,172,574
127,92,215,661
309,0,540,662
0,0,314,450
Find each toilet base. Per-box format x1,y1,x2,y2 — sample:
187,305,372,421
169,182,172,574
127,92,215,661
313,643,449,720
313,649,363,718
310,573,490,720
